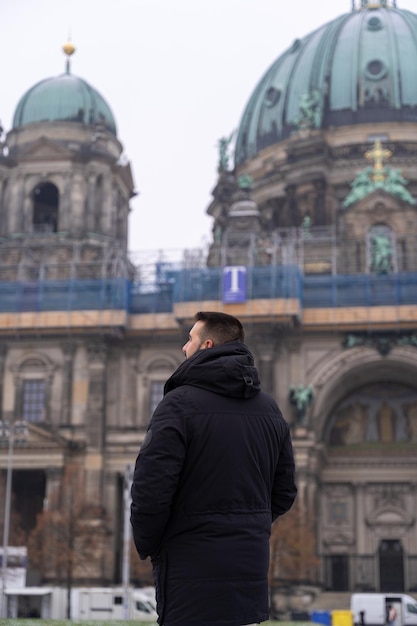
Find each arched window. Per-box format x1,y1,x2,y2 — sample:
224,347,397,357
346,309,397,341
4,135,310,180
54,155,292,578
325,382,415,446
22,379,45,423
11,353,57,424
33,182,59,233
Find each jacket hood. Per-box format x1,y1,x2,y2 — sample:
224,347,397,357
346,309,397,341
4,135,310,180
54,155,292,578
164,341,261,399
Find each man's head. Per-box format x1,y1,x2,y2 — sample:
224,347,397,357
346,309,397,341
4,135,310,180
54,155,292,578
182,311,245,359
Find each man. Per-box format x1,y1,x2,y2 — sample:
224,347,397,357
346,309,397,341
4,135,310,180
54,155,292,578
131,311,297,626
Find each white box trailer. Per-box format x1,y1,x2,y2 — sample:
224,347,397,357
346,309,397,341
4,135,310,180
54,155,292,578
71,586,157,621
4,585,157,620
351,593,417,626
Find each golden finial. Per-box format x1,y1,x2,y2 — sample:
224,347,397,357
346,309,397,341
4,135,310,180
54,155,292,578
62,40,76,74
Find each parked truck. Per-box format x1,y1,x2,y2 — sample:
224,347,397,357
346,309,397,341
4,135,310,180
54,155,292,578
351,593,417,626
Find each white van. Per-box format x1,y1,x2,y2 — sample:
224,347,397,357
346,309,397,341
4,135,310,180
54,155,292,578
351,593,417,626
132,588,157,621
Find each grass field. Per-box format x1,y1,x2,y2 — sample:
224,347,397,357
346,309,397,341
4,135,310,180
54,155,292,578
0,619,300,626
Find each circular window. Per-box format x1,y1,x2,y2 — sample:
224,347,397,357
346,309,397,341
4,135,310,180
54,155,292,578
264,87,281,108
365,59,387,81
367,16,383,31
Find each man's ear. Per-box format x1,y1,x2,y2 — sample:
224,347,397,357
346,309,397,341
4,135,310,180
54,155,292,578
203,339,214,349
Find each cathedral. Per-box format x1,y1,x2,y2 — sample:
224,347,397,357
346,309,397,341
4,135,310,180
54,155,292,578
1,0,417,613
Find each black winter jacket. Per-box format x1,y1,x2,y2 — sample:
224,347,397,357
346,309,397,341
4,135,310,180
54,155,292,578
131,341,297,626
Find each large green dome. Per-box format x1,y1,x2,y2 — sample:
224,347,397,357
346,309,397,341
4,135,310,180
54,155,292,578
235,1,417,165
12,70,117,135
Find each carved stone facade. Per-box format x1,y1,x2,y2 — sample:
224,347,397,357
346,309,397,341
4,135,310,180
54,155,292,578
1,3,417,607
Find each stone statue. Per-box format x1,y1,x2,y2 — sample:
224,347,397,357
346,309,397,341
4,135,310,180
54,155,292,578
371,233,392,274
301,214,312,237
237,173,253,190
295,90,321,130
344,167,374,206
289,384,314,425
384,168,415,205
218,131,234,173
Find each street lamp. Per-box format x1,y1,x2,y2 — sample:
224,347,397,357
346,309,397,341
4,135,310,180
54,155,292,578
122,464,133,620
0,420,28,619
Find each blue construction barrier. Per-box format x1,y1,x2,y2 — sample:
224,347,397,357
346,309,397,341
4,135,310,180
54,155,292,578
1,268,416,315
311,610,332,625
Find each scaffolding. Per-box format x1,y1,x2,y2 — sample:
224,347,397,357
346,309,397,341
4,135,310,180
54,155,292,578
0,229,416,316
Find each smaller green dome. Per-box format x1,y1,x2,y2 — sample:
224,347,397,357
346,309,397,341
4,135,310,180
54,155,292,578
13,72,117,135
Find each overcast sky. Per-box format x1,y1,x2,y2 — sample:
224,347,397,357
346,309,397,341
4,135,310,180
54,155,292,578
2,0,416,256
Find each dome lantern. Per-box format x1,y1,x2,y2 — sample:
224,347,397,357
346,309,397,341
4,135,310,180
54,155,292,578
352,0,397,9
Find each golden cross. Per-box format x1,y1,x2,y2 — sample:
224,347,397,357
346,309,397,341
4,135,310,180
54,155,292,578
365,140,392,183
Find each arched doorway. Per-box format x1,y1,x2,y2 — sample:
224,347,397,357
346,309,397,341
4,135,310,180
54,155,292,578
320,380,417,591
33,182,58,233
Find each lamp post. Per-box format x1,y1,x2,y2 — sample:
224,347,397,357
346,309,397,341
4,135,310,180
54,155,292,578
0,420,28,619
122,463,133,620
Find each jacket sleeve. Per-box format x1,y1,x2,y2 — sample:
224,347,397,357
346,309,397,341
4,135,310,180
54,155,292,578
130,390,187,559
271,427,297,521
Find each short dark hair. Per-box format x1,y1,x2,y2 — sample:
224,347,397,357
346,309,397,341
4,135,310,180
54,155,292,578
194,311,245,345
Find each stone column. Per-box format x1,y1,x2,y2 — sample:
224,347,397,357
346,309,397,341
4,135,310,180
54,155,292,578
60,342,75,425
286,184,299,227
70,171,86,235
59,173,71,231
102,176,113,235
0,343,8,419
44,467,63,511
124,346,139,428
87,173,96,232
9,174,24,233
85,340,108,507
249,333,276,396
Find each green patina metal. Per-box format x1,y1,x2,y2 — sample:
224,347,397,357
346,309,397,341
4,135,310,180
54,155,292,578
344,166,415,207
344,332,417,356
237,173,253,190
217,132,234,172
289,384,314,425
13,73,117,135
235,2,417,164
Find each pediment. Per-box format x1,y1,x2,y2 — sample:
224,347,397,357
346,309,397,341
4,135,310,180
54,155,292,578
18,137,73,161
323,532,355,547
367,506,414,527
345,190,404,214
25,422,73,450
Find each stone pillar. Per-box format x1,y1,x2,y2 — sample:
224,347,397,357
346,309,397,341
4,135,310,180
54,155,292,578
85,340,108,507
0,343,8,419
124,346,139,428
23,182,32,232
314,179,326,225
86,173,96,232
60,342,75,425
70,171,86,235
103,176,113,235
44,467,63,510
286,184,298,227
103,471,120,581
249,333,276,396
9,174,24,233
59,173,71,231
86,340,107,449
